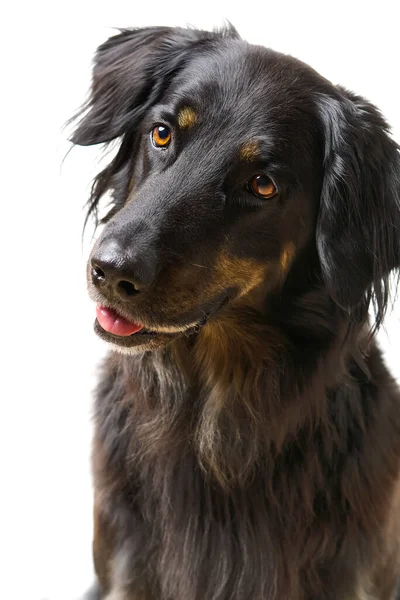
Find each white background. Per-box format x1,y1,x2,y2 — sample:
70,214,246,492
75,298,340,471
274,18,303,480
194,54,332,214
1,1,399,599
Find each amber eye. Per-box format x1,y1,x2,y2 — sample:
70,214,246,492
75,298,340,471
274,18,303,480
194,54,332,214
152,125,171,148
249,174,278,199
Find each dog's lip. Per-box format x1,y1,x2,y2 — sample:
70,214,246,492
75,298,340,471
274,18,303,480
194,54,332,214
94,318,160,344
93,294,229,347
94,303,189,338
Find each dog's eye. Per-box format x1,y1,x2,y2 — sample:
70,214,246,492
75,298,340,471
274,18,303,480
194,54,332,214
249,174,278,199
152,125,171,148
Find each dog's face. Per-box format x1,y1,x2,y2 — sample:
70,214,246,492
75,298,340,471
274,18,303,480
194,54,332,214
72,27,400,352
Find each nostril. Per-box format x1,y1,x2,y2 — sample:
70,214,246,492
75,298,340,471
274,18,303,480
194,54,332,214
92,265,106,283
117,280,139,297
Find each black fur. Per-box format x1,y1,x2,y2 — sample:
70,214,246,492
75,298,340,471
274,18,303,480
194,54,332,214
72,26,400,600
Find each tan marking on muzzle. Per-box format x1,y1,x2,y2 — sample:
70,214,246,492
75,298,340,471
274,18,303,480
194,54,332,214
239,140,260,162
211,250,268,298
177,106,198,129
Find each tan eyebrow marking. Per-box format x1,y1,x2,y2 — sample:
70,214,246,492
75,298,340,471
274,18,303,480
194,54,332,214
177,106,198,129
239,140,260,162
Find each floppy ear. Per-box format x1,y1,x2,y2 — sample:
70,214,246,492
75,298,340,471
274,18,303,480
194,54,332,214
71,25,239,226
316,88,400,324
71,25,239,146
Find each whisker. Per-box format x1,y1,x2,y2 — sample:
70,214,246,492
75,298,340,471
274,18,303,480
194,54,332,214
159,244,209,269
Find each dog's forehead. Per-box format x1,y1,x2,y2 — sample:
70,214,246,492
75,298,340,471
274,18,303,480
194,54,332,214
167,41,324,140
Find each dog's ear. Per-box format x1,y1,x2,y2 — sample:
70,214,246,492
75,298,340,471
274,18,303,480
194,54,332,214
71,25,239,146
316,88,400,324
71,25,239,227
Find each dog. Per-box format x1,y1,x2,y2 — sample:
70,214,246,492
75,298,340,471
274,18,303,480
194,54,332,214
72,25,400,600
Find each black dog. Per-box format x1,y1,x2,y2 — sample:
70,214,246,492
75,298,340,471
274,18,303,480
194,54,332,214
72,25,400,600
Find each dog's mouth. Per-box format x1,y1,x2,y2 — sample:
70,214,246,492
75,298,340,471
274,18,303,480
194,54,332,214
96,305,150,337
94,305,177,348
94,296,228,350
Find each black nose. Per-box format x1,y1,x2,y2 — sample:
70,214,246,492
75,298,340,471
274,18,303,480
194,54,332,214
90,237,157,300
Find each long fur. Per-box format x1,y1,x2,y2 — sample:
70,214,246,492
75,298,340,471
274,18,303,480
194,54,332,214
73,26,400,600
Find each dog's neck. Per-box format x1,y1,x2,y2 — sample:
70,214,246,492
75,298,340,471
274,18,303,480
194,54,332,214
119,288,363,489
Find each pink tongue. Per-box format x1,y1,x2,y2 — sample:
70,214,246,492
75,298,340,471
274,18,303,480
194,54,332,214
96,305,144,336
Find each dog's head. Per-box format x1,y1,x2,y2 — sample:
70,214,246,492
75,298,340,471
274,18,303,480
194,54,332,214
72,26,400,352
